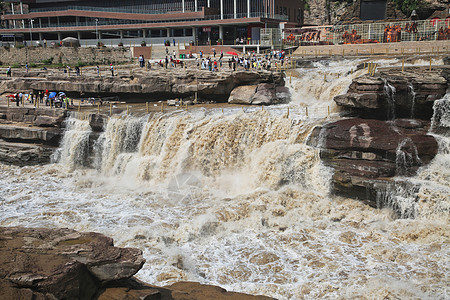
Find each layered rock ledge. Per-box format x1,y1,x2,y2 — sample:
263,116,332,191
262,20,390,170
0,69,284,102
334,68,449,120
309,118,438,208
0,107,66,165
0,227,273,300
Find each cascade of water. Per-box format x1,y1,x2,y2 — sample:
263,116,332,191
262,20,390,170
57,109,331,197
375,181,419,218
395,137,421,176
288,59,365,117
383,79,396,119
407,83,416,118
53,116,92,171
98,116,147,175
377,92,450,219
430,94,450,135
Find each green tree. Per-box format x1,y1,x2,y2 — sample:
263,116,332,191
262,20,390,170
392,0,423,16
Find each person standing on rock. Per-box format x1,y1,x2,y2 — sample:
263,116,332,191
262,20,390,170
96,65,100,76
6,66,11,77
110,64,114,76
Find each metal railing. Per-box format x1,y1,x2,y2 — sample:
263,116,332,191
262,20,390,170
288,19,450,45
10,5,200,15
7,5,288,21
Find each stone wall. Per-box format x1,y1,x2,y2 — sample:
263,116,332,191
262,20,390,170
0,47,133,66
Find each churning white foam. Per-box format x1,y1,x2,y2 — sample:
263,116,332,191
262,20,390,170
0,59,448,299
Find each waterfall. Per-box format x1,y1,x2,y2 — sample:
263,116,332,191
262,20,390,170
395,137,421,176
383,79,396,119
56,110,331,197
53,117,92,171
407,83,416,118
377,93,450,219
430,94,450,135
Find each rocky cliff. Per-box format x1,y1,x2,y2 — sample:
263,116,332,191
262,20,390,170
0,227,273,300
304,0,448,26
0,107,66,165
0,69,284,102
334,68,448,120
309,66,448,212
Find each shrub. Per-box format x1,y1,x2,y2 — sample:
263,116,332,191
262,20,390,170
42,57,53,64
76,60,87,67
29,63,38,68
141,41,146,46
118,42,124,47
12,63,20,68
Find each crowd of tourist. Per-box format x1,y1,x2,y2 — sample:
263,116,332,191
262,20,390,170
136,49,289,72
7,90,73,108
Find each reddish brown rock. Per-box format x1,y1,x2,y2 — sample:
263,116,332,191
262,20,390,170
0,227,275,300
334,69,448,120
309,118,438,207
0,227,145,300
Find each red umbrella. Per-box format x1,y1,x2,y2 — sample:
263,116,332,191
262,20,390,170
226,51,238,56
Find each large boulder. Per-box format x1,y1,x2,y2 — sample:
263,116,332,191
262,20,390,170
228,85,257,104
252,83,276,105
308,118,438,207
0,227,145,300
228,83,291,105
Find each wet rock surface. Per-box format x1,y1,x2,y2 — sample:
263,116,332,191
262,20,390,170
334,69,448,120
0,140,55,165
0,227,273,300
309,118,438,207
